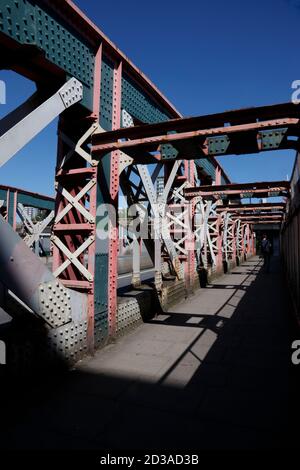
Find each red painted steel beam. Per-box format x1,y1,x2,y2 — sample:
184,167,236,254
184,181,290,198
186,161,196,292
108,60,122,337
216,202,286,212
232,214,283,219
92,117,299,156
253,220,282,224
92,102,300,143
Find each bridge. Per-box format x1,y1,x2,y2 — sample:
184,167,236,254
0,0,299,452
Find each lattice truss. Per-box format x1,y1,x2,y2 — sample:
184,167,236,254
120,110,192,281
17,203,54,252
0,198,54,253
164,161,193,272
119,161,156,251
222,212,237,262
52,122,99,288
194,198,220,268
236,219,247,257
119,110,253,281
120,158,199,280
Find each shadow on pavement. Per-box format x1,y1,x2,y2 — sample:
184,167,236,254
0,256,299,450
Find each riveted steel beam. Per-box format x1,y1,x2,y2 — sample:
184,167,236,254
92,101,300,160
0,78,83,168
216,202,286,212
185,181,290,199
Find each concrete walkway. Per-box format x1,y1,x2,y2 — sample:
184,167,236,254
0,256,297,450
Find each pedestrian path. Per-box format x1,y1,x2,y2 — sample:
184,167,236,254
0,256,296,450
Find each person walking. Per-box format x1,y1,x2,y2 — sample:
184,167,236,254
261,234,272,272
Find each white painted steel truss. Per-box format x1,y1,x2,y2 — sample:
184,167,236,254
17,203,54,252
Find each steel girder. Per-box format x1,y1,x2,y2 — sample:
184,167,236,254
185,181,290,199
216,202,286,212
92,102,300,159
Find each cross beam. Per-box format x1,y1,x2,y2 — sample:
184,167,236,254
184,181,290,199
245,220,282,225
254,220,282,224
216,202,286,212
92,102,300,160
231,214,283,219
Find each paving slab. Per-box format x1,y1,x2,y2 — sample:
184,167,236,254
0,255,297,450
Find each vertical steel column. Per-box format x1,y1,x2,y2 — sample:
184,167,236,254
108,60,122,337
6,188,9,222
241,224,246,259
12,190,17,230
155,216,162,291
202,202,209,270
6,188,18,229
246,223,250,257
216,214,223,272
251,229,256,255
88,45,103,348
232,220,237,262
132,237,141,287
186,161,195,292
53,121,96,352
215,165,223,271
52,44,102,354
215,164,222,186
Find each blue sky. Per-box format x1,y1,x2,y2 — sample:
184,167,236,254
1,0,300,195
